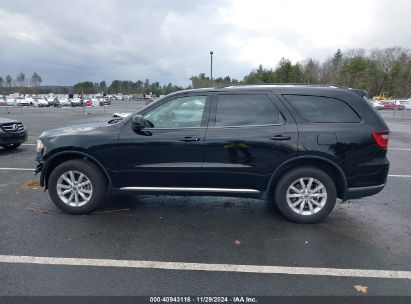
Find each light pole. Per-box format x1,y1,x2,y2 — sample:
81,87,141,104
210,51,213,87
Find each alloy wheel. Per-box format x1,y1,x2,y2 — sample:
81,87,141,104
286,177,327,216
56,170,93,207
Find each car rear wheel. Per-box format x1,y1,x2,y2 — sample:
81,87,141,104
48,159,107,214
274,166,337,223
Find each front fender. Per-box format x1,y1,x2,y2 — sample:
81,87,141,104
38,150,113,190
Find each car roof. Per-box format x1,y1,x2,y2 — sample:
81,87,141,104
167,84,359,97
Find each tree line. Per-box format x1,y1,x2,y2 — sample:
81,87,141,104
189,73,241,89
2,47,410,98
191,47,411,98
72,79,185,96
241,47,411,98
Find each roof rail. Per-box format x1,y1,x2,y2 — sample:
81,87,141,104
216,83,348,89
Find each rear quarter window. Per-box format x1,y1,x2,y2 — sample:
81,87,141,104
284,95,360,123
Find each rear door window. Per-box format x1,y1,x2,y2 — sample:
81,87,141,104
215,94,280,127
284,95,360,123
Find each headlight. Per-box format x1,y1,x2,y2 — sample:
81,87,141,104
36,139,45,154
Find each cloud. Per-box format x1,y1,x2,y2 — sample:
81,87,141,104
0,0,410,86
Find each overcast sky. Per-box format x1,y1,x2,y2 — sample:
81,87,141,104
0,0,410,86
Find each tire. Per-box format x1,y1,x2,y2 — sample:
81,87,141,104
48,159,108,214
2,143,21,150
274,166,337,223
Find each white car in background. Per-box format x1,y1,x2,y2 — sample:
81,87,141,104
397,99,411,110
91,98,101,107
15,97,30,106
36,98,49,107
371,100,384,110
25,97,36,106
69,98,82,107
58,98,71,107
46,98,55,107
364,97,383,110
6,98,15,106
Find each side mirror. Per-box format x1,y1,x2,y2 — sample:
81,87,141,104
131,114,146,131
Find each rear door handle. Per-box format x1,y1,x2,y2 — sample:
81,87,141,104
270,135,291,141
180,136,200,142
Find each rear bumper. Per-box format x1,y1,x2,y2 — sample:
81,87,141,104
345,184,386,200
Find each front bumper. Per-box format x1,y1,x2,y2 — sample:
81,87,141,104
0,130,27,145
35,152,46,187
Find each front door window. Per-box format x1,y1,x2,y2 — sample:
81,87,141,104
144,96,207,128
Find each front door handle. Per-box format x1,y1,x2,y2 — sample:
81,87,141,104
180,136,200,142
270,135,291,141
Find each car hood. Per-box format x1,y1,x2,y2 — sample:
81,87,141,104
39,118,123,138
0,118,21,124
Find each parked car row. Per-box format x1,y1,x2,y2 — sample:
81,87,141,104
366,98,411,111
0,96,111,108
83,98,111,107
380,100,405,110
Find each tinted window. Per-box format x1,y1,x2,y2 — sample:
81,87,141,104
285,95,360,123
215,94,280,126
144,95,206,128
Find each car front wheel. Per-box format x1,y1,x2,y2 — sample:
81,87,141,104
48,159,107,214
274,166,337,223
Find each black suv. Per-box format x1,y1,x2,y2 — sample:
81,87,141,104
36,85,389,223
0,118,27,150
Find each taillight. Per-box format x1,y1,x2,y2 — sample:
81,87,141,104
372,131,390,149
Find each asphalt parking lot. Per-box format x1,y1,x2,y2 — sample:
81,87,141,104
0,103,411,296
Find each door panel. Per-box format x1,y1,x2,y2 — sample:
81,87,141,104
117,94,210,188
118,127,206,187
202,93,298,191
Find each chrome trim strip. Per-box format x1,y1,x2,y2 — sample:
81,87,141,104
120,187,260,193
135,123,285,130
134,162,251,168
141,127,206,130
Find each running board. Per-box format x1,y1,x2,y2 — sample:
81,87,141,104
120,187,260,194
